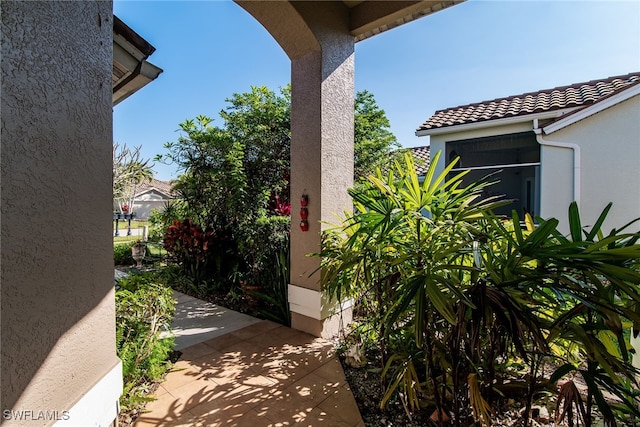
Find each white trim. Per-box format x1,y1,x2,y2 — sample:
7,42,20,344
134,187,174,199
54,360,122,427
543,83,640,134
415,109,578,137
533,120,581,209
288,284,353,320
451,161,540,172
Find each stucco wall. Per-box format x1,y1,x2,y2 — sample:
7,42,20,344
1,1,119,424
129,191,170,219
539,143,574,225
542,95,640,232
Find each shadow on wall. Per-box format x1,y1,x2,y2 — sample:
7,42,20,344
1,0,117,416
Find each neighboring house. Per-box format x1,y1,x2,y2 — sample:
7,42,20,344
416,72,640,233
131,178,175,219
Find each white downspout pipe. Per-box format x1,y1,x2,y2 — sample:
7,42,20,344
533,118,581,209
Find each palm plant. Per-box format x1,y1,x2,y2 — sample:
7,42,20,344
539,203,640,426
318,152,640,426
318,152,508,424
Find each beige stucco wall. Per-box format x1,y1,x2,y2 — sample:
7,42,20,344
538,143,574,226
541,95,640,233
1,1,120,424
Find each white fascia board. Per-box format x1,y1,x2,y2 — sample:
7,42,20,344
113,60,163,106
415,109,577,137
134,187,173,199
543,84,640,135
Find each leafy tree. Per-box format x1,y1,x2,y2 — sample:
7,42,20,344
155,85,401,296
354,90,401,180
113,142,153,214
220,85,291,201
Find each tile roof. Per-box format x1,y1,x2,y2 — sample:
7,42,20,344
417,72,640,132
410,145,431,175
136,178,175,197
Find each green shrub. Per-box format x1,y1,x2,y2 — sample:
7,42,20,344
114,241,135,266
318,152,640,426
116,272,175,414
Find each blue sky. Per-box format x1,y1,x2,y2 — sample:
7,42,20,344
113,0,640,181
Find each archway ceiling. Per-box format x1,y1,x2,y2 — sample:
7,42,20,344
345,0,463,42
235,1,464,59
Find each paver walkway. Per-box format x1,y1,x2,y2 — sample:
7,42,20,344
134,292,364,427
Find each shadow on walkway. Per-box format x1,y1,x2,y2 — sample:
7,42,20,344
135,292,364,427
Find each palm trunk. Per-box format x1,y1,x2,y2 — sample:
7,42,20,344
425,316,445,427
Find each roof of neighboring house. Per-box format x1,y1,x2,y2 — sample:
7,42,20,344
113,16,163,106
410,146,431,176
417,72,640,133
135,178,175,198
543,79,640,135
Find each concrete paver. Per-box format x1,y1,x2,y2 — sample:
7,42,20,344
135,292,364,426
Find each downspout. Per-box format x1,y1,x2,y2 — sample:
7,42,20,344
533,118,581,209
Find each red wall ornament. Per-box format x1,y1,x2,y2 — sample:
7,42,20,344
300,193,309,231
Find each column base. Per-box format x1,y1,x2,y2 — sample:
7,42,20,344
291,308,352,339
288,284,353,338
54,360,122,426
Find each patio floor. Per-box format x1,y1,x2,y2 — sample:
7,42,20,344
134,292,364,427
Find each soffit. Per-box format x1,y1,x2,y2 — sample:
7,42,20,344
112,16,163,106
345,0,463,42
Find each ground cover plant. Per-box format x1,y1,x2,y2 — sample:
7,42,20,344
116,272,176,424
318,153,640,426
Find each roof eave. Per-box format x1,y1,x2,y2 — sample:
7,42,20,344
543,83,640,135
134,188,174,198
415,108,580,137
113,60,163,106
112,16,162,106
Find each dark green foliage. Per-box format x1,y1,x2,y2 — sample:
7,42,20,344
354,90,402,180
148,201,185,243
317,152,640,426
152,86,400,322
116,272,176,414
256,237,292,326
114,241,135,265
237,215,290,284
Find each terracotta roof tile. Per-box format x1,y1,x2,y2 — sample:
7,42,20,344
410,145,431,175
417,72,640,132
